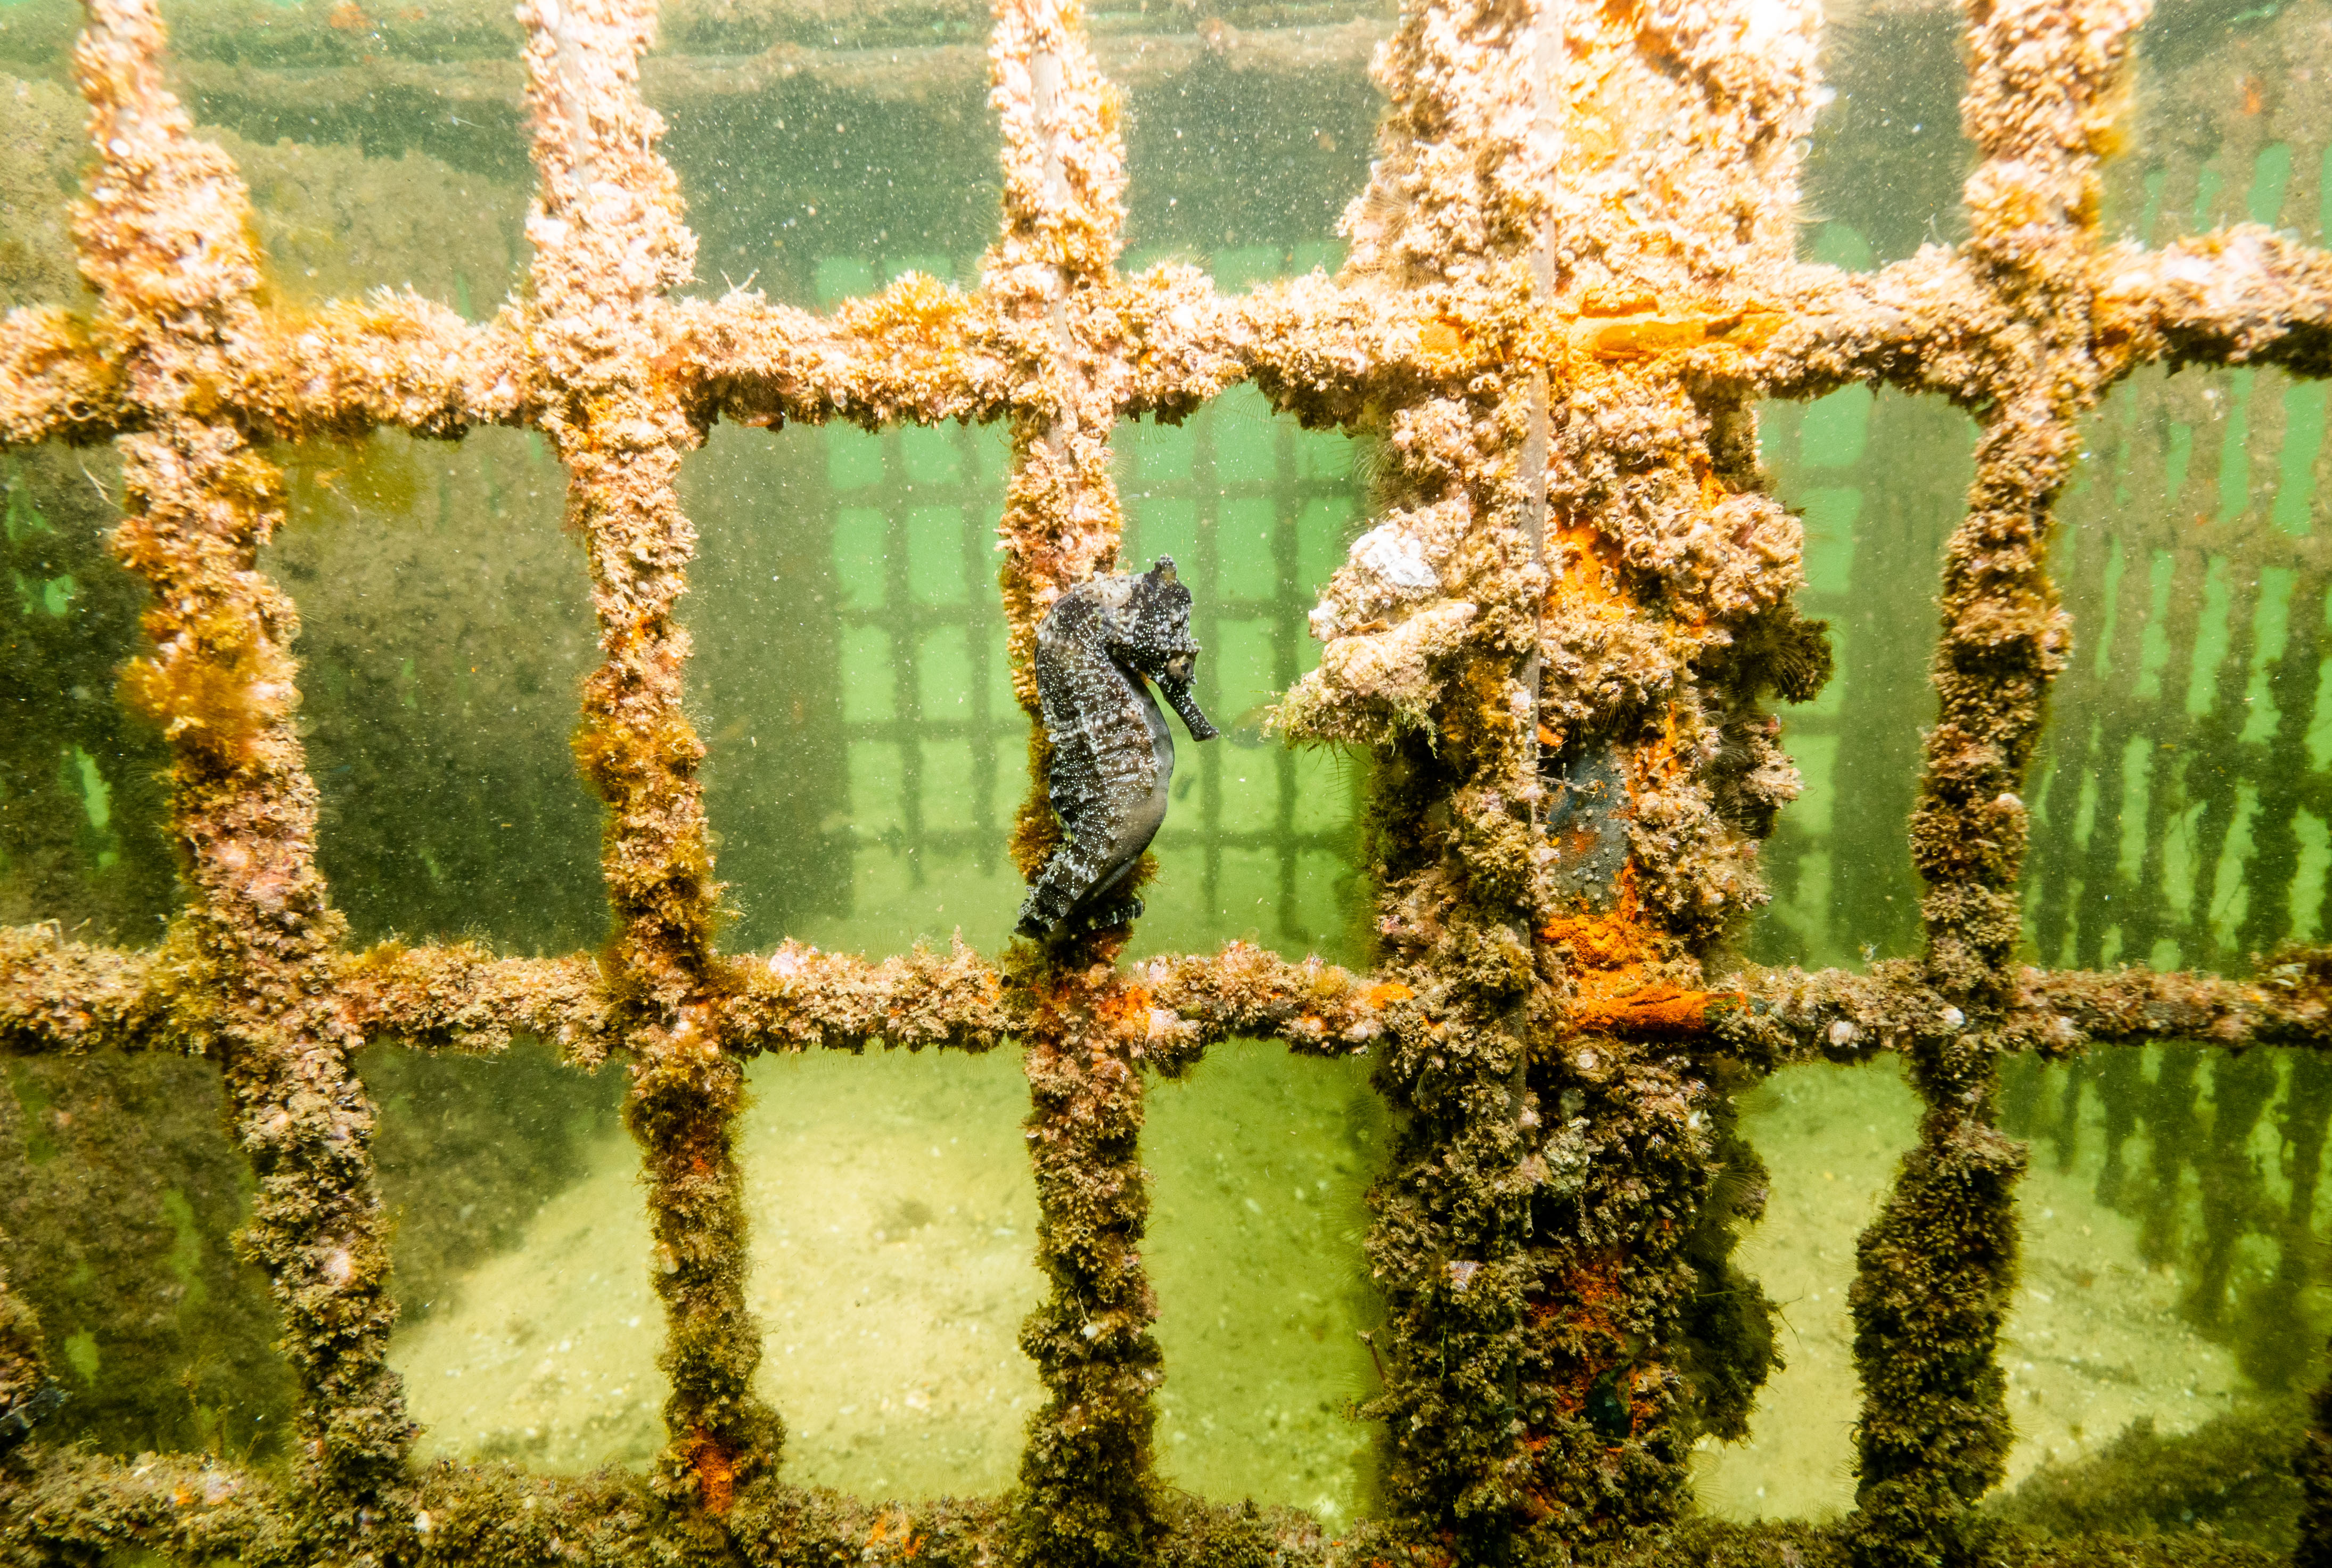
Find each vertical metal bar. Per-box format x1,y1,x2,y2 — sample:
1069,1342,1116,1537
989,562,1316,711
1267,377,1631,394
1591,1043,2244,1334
988,5,1164,1563
1852,0,2148,1559
515,0,776,1512
67,0,414,1527
1194,406,1224,920
885,425,929,886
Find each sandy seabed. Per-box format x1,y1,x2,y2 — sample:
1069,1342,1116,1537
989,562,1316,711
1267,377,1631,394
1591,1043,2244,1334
1696,1057,2257,1520
393,1045,2267,1523
393,1039,1387,1518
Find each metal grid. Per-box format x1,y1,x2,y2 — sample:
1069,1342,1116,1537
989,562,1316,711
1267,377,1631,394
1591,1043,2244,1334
1763,39,2332,1411
837,420,1017,883
824,375,1364,953
7,0,2332,1565
1118,393,1360,955
2034,359,2332,974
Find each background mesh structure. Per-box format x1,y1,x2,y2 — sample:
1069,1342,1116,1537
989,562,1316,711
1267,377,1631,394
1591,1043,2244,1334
808,355,1367,960
1718,0,2332,1432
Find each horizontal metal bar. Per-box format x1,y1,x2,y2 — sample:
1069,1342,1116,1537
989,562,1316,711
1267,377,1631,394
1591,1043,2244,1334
15,920,2330,1070
1717,952,2332,1067
0,924,1393,1063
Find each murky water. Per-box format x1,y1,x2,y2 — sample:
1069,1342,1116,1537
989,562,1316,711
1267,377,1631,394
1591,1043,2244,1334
4,0,2331,1542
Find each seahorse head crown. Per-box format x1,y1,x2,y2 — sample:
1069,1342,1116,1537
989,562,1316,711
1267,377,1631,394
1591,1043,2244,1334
1086,556,1218,741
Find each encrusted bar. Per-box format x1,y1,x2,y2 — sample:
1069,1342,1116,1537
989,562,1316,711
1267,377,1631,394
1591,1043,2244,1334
21,916,2332,1070
241,299,525,441
513,0,776,1513
2014,954,2332,1049
671,281,1016,430
0,927,173,1054
1,924,1407,1062
2097,227,2332,377
334,943,619,1063
2,1448,290,1563
67,0,415,1523
1849,0,2149,1559
1751,251,2000,402
989,0,1129,708
0,309,128,446
1134,941,1401,1065
725,938,1013,1052
1719,955,2332,1063
983,2,1174,1559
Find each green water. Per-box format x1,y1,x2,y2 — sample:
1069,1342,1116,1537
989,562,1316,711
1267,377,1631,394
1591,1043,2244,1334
7,0,2332,1538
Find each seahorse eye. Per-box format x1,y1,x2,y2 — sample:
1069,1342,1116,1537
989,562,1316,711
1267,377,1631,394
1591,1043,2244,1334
1163,653,1194,686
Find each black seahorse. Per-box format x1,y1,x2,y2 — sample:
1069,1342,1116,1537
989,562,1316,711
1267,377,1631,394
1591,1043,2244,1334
1016,557,1219,938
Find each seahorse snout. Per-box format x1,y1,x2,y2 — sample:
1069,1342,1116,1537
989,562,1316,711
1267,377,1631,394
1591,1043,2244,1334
1159,677,1219,742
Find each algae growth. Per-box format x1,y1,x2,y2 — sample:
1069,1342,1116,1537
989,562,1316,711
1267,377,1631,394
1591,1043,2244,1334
12,0,2332,1563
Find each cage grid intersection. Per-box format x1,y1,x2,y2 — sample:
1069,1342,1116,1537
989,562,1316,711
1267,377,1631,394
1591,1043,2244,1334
9,0,2332,1562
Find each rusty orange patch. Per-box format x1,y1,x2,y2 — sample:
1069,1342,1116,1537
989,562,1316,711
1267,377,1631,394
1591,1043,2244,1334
1540,903,1721,1036
1094,984,1152,1025
1538,910,1648,970
1547,522,1627,614
1361,981,1416,1008
682,1429,737,1515
1567,983,1713,1037
1577,287,1658,318
1418,317,1468,359
1586,307,1778,362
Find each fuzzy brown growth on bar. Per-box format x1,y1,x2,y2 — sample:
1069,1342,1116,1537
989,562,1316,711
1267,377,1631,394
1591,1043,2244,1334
990,0,1130,719
40,921,2332,1072
66,0,417,1527
1721,953,2332,1065
0,309,127,447
1850,0,2148,1561
723,937,1012,1053
0,926,175,1055
2099,228,2332,379
984,5,1180,1558
1748,251,1998,403
674,277,1019,431
515,0,778,1511
2,1447,293,1563
1131,941,1390,1068
2017,949,2332,1048
242,298,525,442
335,943,620,1064
1005,937,1165,1568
